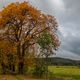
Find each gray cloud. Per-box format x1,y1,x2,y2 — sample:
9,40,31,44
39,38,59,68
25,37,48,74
0,0,80,60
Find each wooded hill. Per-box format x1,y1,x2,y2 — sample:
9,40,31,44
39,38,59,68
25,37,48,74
40,57,80,66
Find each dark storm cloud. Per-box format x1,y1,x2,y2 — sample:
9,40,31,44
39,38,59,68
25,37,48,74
0,0,80,59
58,0,80,57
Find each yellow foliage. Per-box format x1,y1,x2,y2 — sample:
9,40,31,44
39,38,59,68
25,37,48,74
0,40,17,54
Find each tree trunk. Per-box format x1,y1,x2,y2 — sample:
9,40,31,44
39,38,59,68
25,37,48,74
8,64,15,73
12,64,15,72
45,56,49,79
9,64,12,71
17,44,25,74
18,61,24,74
1,62,6,74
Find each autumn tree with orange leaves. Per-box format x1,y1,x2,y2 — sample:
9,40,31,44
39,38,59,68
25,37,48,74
0,2,60,74
0,40,17,74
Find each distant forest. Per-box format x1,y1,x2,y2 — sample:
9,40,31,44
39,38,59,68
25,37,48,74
40,57,80,66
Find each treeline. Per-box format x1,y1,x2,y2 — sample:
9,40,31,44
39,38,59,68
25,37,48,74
41,57,80,66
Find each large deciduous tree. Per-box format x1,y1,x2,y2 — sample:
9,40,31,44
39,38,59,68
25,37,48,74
0,2,60,74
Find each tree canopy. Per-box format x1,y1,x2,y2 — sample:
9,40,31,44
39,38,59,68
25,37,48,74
0,2,60,74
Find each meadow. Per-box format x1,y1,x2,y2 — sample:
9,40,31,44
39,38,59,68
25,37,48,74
48,66,80,80
0,66,80,80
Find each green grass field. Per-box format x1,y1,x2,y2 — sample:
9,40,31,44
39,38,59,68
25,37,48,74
48,66,80,80
0,66,80,80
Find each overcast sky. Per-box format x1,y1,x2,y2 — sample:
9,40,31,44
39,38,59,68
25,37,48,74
0,0,80,60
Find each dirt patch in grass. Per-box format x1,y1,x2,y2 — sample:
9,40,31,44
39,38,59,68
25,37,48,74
0,75,66,80
0,75,17,80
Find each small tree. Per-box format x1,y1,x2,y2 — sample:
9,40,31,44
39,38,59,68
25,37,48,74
37,31,60,78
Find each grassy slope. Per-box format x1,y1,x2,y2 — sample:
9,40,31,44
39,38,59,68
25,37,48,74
48,66,80,80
